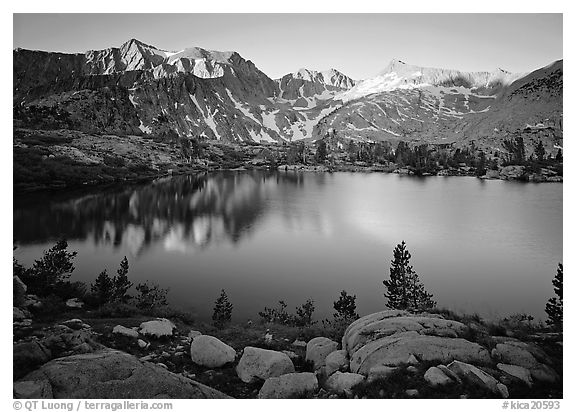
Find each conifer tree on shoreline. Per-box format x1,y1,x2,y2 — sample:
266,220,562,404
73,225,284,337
383,241,436,311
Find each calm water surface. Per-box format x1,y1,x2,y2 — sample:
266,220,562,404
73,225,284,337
13,171,562,322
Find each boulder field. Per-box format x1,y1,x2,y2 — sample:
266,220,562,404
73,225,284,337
14,309,561,399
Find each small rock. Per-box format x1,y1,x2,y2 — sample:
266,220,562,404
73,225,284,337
188,330,202,340
325,371,365,396
62,319,85,330
13,380,53,398
492,343,540,369
306,337,338,370
292,339,307,347
497,383,509,399
497,363,533,387
137,339,149,349
156,363,168,369
405,389,419,397
65,298,84,309
407,354,419,365
139,355,156,362
437,364,462,383
424,366,454,387
530,364,559,383
407,366,418,373
13,276,28,307
113,325,139,339
448,360,502,396
139,318,176,338
14,319,33,328
258,372,318,399
190,335,236,368
325,350,349,376
282,350,299,360
367,365,398,383
236,347,295,383
13,307,27,321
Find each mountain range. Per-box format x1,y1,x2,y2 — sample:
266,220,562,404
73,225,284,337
13,38,563,154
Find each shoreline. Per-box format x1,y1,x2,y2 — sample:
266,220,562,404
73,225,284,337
13,163,563,195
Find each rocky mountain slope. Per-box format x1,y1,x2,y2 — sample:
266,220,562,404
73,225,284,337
316,60,562,155
13,39,562,153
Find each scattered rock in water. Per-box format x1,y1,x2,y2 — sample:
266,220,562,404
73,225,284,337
497,363,533,387
139,318,176,338
190,335,236,368
424,366,455,387
367,365,398,383
306,337,338,370
112,325,139,339
325,350,349,376
236,346,295,383
447,360,504,397
14,349,231,399
324,371,365,396
65,298,84,309
343,311,492,374
258,372,318,399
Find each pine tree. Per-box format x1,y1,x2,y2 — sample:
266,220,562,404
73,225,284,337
24,239,77,295
383,241,436,311
91,270,114,306
545,263,563,329
212,289,233,329
315,140,328,163
113,256,133,302
333,290,359,322
535,140,546,162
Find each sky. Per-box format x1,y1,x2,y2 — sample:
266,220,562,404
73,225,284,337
13,14,562,80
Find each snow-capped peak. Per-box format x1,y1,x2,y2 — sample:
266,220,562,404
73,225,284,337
340,60,524,102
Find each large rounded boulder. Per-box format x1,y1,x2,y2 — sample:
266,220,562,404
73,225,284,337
190,335,236,368
342,310,492,375
236,347,295,383
14,349,230,399
305,337,338,370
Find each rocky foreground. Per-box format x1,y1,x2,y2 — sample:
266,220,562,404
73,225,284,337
13,303,562,399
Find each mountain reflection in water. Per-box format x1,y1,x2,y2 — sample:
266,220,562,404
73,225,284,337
14,171,318,255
